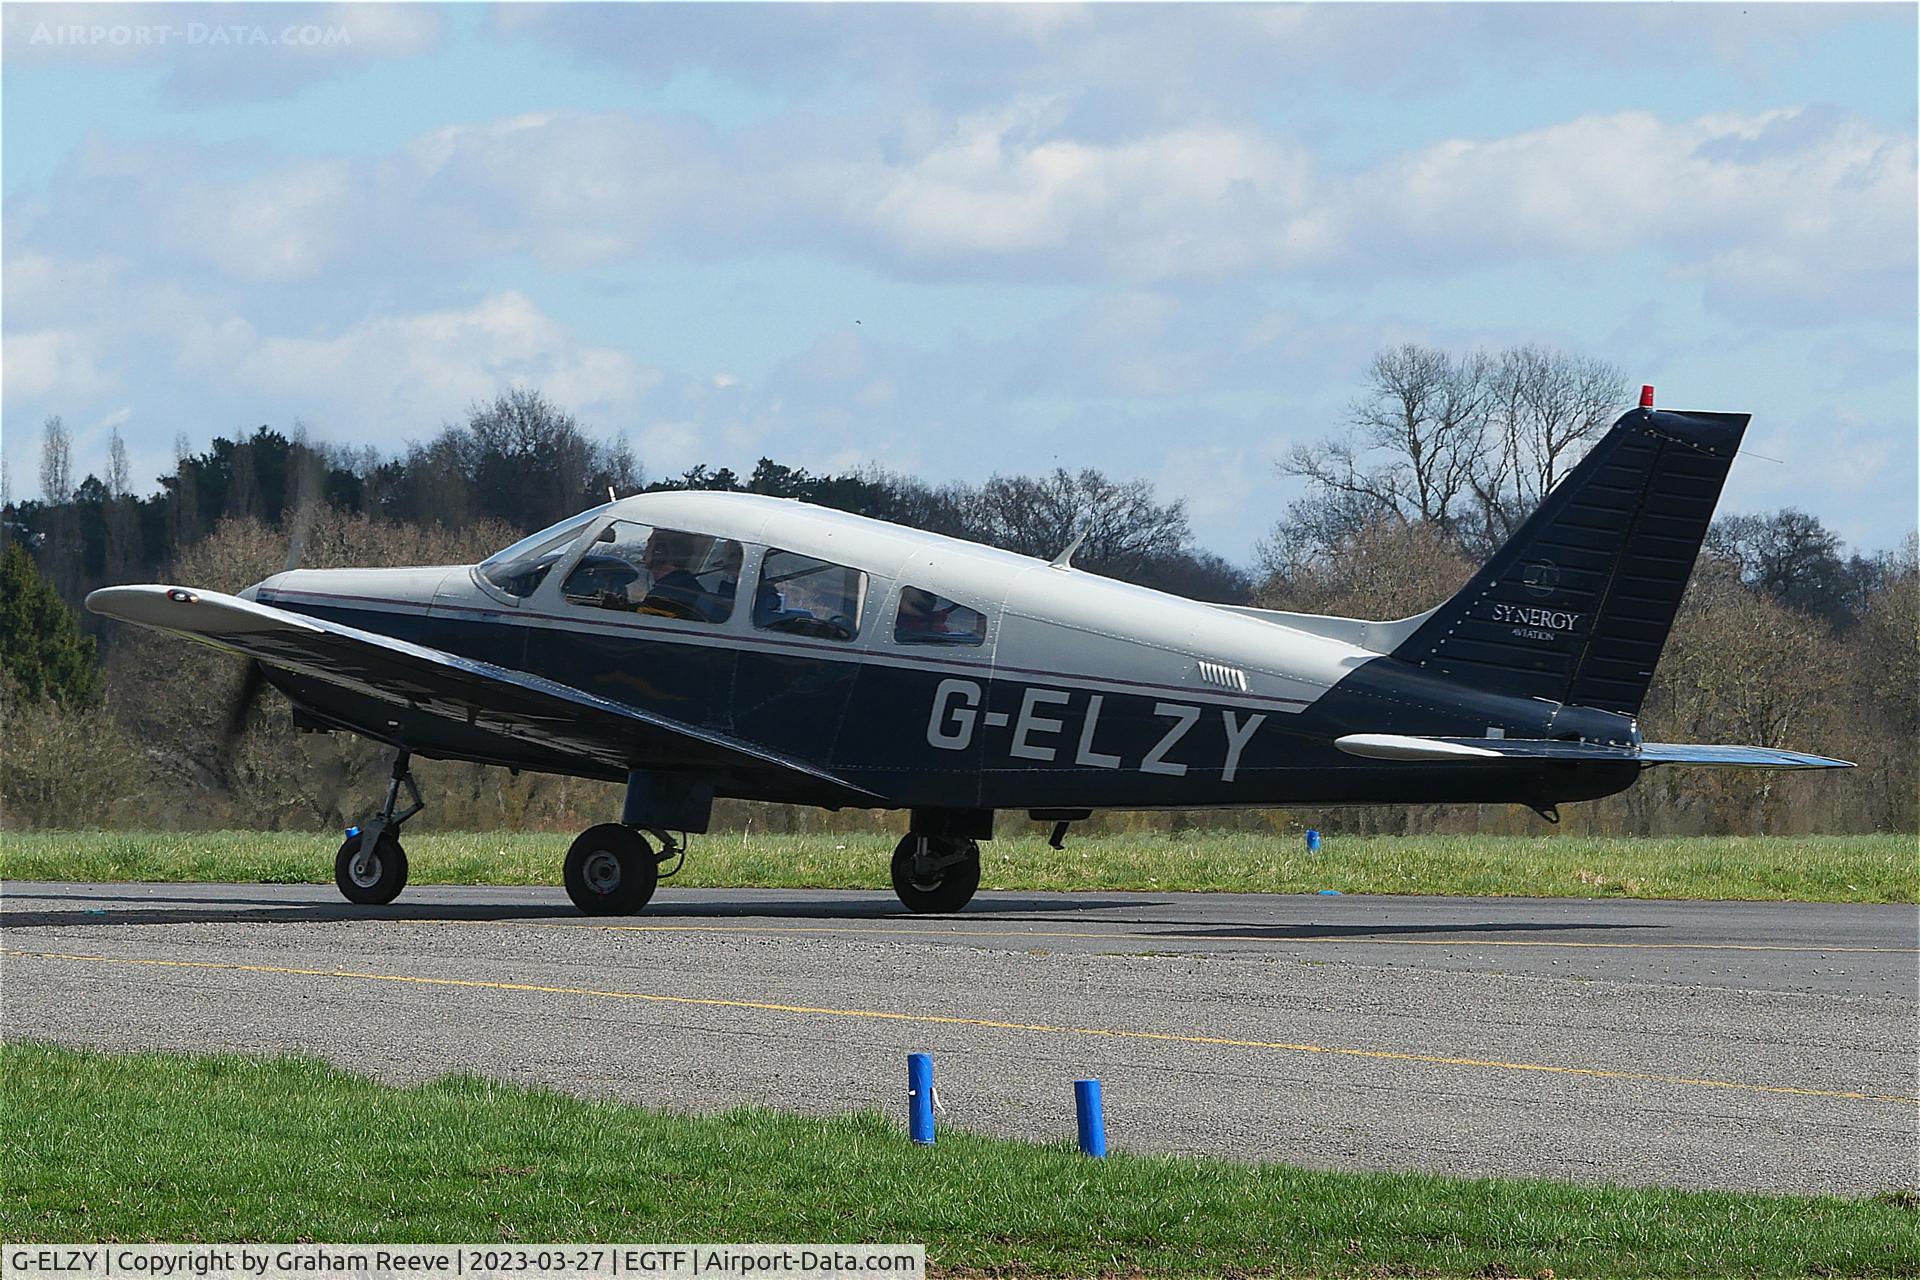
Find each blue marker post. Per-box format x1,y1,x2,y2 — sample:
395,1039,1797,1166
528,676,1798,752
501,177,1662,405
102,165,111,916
1073,1079,1107,1157
1305,828,1321,853
907,1053,935,1145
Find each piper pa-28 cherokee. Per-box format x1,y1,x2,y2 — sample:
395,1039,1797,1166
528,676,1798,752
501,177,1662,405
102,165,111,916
89,389,1850,916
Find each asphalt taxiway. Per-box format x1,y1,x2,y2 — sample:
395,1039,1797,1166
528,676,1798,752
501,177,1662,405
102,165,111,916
3,881,1914,1196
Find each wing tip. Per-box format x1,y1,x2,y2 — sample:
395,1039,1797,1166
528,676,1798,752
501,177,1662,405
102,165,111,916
85,583,308,634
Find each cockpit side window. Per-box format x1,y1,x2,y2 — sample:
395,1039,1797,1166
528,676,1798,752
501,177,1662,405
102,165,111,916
476,514,597,600
894,586,987,647
753,549,866,642
560,521,742,623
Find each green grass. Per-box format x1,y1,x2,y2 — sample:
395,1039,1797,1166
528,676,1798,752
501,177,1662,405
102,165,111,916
1,1043,1913,1276
2,830,1913,902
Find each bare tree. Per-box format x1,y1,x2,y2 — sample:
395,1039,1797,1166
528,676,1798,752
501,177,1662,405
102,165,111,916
38,416,72,504
1473,346,1625,545
1637,558,1840,833
107,429,131,498
1284,344,1493,537
1256,516,1474,621
967,468,1190,574
1279,343,1625,559
103,428,141,580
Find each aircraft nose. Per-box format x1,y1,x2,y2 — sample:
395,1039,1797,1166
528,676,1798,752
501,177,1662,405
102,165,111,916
244,565,454,611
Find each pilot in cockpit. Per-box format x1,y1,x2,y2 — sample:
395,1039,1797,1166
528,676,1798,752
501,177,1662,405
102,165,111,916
640,533,729,622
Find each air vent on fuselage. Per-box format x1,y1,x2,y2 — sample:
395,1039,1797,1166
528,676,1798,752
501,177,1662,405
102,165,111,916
1197,660,1248,692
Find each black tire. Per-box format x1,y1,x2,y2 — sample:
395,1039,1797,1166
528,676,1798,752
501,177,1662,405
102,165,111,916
890,834,981,913
335,830,408,905
564,823,658,915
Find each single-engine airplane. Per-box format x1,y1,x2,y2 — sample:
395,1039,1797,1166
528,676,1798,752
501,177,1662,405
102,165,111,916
89,390,1850,915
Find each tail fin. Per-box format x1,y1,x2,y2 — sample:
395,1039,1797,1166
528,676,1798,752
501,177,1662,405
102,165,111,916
1391,400,1747,716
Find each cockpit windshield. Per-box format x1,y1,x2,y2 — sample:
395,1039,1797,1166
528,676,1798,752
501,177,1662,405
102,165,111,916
476,506,607,599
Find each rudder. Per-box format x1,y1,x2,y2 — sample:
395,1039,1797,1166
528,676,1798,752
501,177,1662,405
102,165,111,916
1391,400,1748,716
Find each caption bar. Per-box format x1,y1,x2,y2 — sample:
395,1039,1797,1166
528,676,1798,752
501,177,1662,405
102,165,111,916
4,1247,924,1280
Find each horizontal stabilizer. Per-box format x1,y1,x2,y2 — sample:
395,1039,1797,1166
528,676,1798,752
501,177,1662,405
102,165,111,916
1635,743,1854,770
1335,734,1851,770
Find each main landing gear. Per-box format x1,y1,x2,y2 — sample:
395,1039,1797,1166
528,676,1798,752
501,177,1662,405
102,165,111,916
335,751,424,905
890,833,982,913
563,824,685,916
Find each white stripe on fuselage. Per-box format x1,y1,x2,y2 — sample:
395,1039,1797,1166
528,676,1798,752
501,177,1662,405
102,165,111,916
261,587,1352,713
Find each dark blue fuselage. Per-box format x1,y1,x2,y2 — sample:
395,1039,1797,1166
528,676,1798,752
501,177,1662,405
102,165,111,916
262,587,1638,814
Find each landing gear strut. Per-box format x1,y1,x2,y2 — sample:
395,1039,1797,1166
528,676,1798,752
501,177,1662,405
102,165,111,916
890,833,981,913
335,751,423,905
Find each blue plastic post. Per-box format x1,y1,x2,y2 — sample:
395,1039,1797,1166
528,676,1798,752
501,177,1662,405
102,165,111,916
1074,1079,1107,1157
907,1053,935,1145
1305,828,1322,853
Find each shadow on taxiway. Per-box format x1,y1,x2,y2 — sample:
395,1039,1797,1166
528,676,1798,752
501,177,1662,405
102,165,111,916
0,888,1143,930
0,887,1656,940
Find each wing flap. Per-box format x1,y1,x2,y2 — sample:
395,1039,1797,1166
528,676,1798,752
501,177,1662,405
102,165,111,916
86,584,880,798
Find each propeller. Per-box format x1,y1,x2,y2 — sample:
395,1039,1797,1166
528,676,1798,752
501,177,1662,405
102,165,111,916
217,459,322,773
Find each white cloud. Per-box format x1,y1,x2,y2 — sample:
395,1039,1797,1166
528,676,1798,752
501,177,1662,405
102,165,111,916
638,421,702,470
174,161,356,282
224,292,660,432
2,253,122,323
3,328,111,403
847,109,1322,278
1354,109,1916,281
27,101,1903,324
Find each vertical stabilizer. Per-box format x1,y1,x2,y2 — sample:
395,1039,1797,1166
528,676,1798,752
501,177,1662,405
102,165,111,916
1391,402,1747,716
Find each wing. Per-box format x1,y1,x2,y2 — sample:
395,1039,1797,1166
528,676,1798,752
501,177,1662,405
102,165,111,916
1334,733,1851,770
86,584,880,800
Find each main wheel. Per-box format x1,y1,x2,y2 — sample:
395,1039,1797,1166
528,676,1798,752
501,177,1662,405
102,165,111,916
564,823,658,915
890,834,981,913
335,830,408,905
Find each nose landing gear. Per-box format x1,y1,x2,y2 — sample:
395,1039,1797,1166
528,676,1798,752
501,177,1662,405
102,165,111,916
334,751,423,905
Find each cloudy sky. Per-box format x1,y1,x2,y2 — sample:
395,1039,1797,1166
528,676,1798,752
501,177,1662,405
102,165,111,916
4,2,1914,560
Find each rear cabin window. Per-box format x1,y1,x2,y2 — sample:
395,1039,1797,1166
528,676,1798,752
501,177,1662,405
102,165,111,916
752,549,867,641
894,586,987,647
560,521,742,623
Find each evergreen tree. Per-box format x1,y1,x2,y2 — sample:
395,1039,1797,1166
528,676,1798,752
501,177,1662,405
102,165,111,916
0,542,100,704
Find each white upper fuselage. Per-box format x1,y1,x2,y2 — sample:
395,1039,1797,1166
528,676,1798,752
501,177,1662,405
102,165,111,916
255,490,1383,718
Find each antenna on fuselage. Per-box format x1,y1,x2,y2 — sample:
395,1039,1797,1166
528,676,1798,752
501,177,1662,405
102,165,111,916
608,486,618,503
1049,530,1086,571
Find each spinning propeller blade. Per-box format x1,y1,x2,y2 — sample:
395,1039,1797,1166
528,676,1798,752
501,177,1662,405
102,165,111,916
219,478,320,765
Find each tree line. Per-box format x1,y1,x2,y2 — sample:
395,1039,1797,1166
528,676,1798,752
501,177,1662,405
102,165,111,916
3,353,1911,836
5,387,1249,618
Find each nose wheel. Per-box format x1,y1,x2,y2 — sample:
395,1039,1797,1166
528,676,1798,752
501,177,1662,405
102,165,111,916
334,750,422,906
335,828,408,905
890,834,981,913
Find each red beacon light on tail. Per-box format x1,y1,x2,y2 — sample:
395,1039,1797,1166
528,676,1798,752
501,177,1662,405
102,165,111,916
1640,385,1656,408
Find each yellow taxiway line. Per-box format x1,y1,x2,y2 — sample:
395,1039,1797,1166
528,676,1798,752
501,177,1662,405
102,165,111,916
5,946,1914,1107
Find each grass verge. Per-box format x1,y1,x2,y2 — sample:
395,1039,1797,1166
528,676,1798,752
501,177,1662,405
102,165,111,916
1,830,1913,902
2,1042,1914,1276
